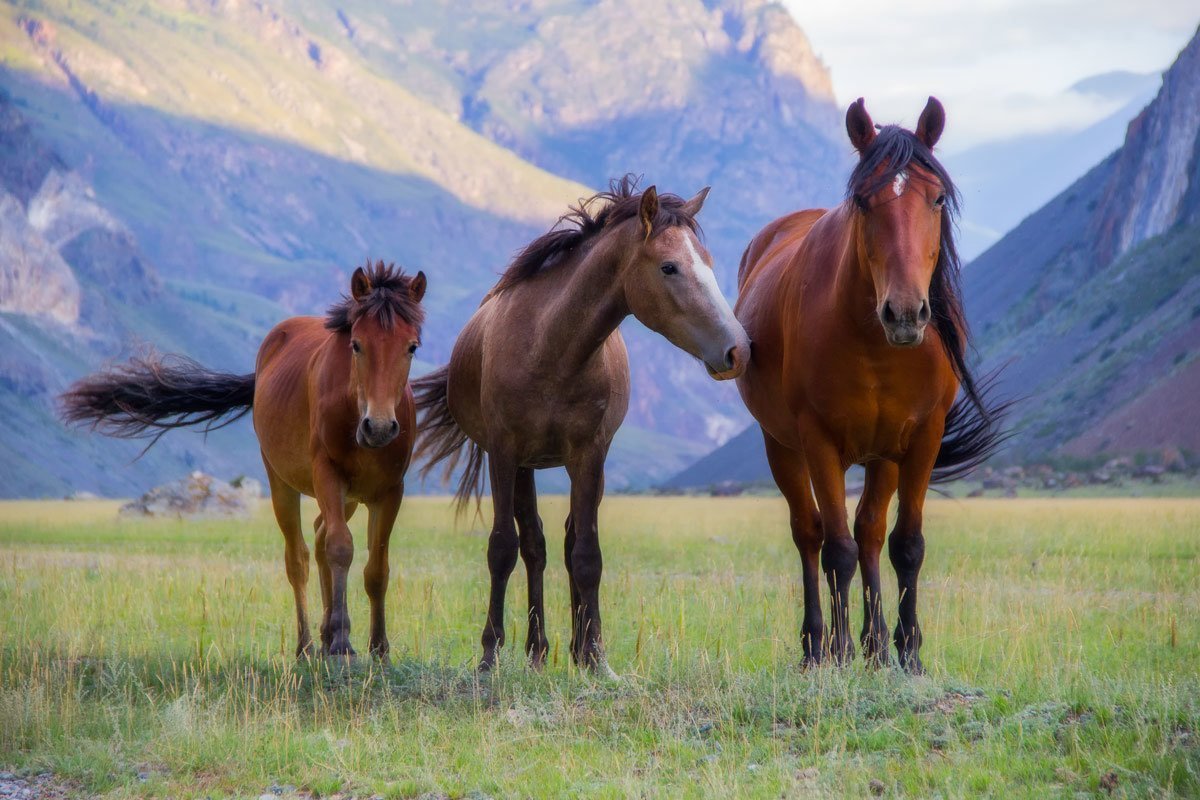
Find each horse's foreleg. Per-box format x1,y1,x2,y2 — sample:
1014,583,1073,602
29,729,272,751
264,461,311,658
805,435,858,665
364,489,402,659
566,451,609,672
855,460,898,667
514,467,548,668
314,502,357,652
312,460,356,657
480,453,519,671
890,427,942,674
763,432,826,666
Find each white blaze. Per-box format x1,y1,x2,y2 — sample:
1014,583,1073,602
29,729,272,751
683,234,726,309
893,171,908,197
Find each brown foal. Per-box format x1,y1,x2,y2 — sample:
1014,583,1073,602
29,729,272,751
62,262,428,658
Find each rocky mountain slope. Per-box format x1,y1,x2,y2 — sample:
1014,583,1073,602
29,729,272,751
0,0,844,496
964,26,1200,460
0,89,267,496
666,28,1200,489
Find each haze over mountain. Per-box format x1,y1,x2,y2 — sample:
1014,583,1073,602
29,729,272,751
667,28,1200,489
0,0,844,497
948,71,1163,259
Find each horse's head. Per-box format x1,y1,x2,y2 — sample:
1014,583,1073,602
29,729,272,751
620,186,750,380
846,96,955,347
333,263,427,448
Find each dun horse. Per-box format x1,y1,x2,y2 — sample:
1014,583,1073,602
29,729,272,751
61,262,427,658
735,98,1008,671
416,177,749,672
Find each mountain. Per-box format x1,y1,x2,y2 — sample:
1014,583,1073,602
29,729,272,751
947,71,1162,260
664,29,1200,489
0,0,843,496
964,26,1200,460
0,88,270,497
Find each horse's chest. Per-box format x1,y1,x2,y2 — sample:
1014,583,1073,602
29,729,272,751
807,360,940,462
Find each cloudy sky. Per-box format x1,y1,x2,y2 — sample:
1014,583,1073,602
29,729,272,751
784,0,1200,152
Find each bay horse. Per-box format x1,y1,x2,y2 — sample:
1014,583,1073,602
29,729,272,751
61,262,427,659
416,176,749,673
735,98,1007,671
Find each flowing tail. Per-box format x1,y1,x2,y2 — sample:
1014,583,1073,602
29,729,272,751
412,365,486,513
931,369,1015,483
59,353,255,451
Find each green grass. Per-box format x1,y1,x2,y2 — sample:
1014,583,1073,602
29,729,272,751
1,497,1198,798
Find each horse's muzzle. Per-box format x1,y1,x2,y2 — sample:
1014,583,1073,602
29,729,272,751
357,416,400,448
705,341,749,381
879,298,929,348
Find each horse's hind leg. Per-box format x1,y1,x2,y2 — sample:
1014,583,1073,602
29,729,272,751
855,460,898,666
564,515,581,659
265,460,312,658
363,490,401,659
479,453,519,671
763,432,826,666
514,467,548,668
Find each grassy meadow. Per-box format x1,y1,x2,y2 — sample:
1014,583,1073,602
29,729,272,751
0,496,1197,798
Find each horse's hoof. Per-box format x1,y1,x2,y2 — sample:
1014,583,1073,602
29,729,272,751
477,651,499,673
326,639,356,658
898,653,925,675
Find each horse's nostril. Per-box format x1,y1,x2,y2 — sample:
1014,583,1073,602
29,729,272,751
389,420,399,436
881,301,897,325
360,418,372,436
918,299,931,324
724,347,737,369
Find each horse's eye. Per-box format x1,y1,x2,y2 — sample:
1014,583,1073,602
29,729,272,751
350,340,361,354
853,194,869,212
660,262,679,276
408,343,418,355
933,193,947,208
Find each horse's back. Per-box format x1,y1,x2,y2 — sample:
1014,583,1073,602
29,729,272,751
737,209,826,292
254,317,326,493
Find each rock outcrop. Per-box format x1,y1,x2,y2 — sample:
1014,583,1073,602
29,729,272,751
0,187,80,324
119,472,261,519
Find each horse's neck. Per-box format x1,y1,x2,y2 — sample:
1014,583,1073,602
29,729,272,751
533,235,629,371
828,210,880,340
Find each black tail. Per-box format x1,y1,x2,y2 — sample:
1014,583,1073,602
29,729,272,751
931,369,1015,484
60,352,255,451
412,365,486,514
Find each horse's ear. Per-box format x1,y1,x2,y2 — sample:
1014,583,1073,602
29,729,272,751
846,97,876,153
916,96,945,149
351,266,372,301
639,185,659,240
680,186,710,217
409,271,427,302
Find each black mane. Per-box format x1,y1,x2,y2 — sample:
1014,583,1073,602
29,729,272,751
847,126,982,413
492,174,701,295
325,261,425,333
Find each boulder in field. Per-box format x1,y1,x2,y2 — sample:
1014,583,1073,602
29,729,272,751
119,471,259,519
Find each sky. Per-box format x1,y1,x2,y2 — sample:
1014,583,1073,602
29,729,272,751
784,0,1200,152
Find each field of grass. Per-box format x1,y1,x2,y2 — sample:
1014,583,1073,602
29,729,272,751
1,496,1197,798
